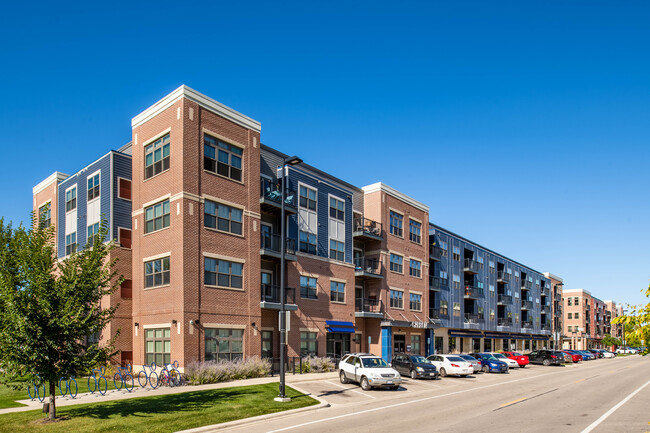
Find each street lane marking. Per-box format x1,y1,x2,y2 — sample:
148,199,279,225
499,397,527,408
580,378,650,433
493,388,558,411
325,381,376,399
575,379,585,383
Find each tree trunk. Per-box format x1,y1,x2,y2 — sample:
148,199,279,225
48,380,56,420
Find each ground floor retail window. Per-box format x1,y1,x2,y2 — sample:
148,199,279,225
484,338,492,352
448,337,456,353
262,330,273,359
525,339,531,350
301,331,318,356
472,338,481,352
435,336,443,353
205,328,243,361
326,333,350,359
145,328,171,366
411,335,421,355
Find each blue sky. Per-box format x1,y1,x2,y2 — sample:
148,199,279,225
1,1,648,308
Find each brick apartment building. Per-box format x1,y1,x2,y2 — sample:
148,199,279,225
562,289,611,350
544,272,564,350
33,85,621,368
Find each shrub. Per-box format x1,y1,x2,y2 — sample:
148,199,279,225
300,356,335,373
184,357,271,385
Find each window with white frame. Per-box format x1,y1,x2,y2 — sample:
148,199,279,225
145,257,170,288
298,184,318,255
330,281,345,303
300,231,317,254
390,253,403,273
204,200,243,235
204,134,242,182
328,194,345,262
145,200,170,234
65,232,76,255
409,219,421,243
409,259,421,278
205,258,242,289
145,134,170,179
300,276,317,299
390,290,403,308
299,185,317,211
39,203,51,228
87,173,100,201
389,211,403,236
329,240,344,261
65,187,77,212
205,328,243,361
329,197,344,221
452,246,460,261
452,274,460,289
87,222,100,245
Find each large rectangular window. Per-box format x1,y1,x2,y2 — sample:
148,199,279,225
299,231,317,254
145,134,170,179
389,211,403,236
440,300,448,316
145,328,171,366
390,290,403,309
299,186,317,210
452,246,460,261
145,200,170,233
300,331,318,356
118,178,132,200
300,276,318,299
204,135,242,181
409,259,421,278
205,258,243,289
329,197,344,221
330,281,345,303
145,257,170,288
205,328,243,361
204,201,243,235
411,335,421,355
409,219,421,244
329,239,344,261
65,232,76,255
87,173,100,201
39,203,51,228
87,222,100,245
390,253,403,273
65,187,77,212
409,293,422,311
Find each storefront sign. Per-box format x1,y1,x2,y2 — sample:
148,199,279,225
411,321,428,329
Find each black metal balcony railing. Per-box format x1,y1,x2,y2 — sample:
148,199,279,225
260,233,296,255
541,305,551,314
261,284,296,304
521,321,533,328
429,246,445,261
497,271,511,283
354,256,382,275
430,308,449,319
355,297,383,314
463,258,481,274
464,286,484,299
352,216,383,239
429,276,449,291
498,318,512,326
260,178,297,208
522,281,532,290
464,313,480,324
554,292,562,301
521,300,533,310
497,294,513,304
541,324,551,331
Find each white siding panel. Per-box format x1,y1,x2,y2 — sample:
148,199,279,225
65,209,77,235
87,198,101,225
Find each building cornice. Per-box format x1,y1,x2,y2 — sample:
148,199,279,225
362,182,429,213
131,85,261,132
543,272,563,283
33,172,69,195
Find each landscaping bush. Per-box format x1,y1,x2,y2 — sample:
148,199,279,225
184,357,271,385
300,356,335,373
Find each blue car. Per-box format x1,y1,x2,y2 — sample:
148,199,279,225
578,351,595,360
469,352,509,373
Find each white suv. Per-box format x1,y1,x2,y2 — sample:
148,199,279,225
339,353,402,390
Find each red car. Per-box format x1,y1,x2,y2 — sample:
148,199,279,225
562,350,583,363
501,351,529,368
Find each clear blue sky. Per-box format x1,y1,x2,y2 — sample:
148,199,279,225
1,1,648,308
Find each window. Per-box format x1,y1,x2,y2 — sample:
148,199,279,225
440,241,448,252
409,220,421,243
410,335,421,355
567,298,572,306
300,331,318,356
145,328,171,365
478,306,484,319
145,200,170,233
65,187,77,212
204,201,243,235
145,257,170,288
409,293,422,311
453,302,461,317
145,133,171,179
490,309,495,321
300,276,317,299
204,135,242,181
87,173,100,201
39,203,51,228
575,312,579,319
389,211,403,236
329,197,344,221
65,232,77,255
329,240,345,261
489,284,495,296
568,326,572,332
574,297,579,305
452,274,460,289
489,260,495,273
299,185,317,211
452,246,460,261
390,290,403,309
119,228,132,249
205,328,243,361
118,178,132,200
390,253,403,273
261,331,273,359
330,281,345,303
440,300,448,316
87,222,100,245
409,259,421,278
205,258,243,289
477,281,484,289
299,231,317,254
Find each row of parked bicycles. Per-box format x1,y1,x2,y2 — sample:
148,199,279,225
27,362,185,402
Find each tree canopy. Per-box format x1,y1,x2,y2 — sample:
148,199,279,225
612,285,650,355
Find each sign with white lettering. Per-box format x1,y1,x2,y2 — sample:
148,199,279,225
411,321,428,329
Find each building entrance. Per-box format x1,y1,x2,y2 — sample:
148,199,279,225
394,334,406,353
326,333,351,361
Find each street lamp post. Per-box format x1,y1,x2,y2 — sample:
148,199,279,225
276,155,302,403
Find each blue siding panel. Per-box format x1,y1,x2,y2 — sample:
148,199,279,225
112,152,132,240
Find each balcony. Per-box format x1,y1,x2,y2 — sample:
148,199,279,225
430,308,448,319
464,286,484,299
260,285,297,310
260,233,297,261
352,216,383,241
429,246,445,261
260,178,297,214
522,281,533,290
429,276,449,291
554,292,562,302
521,300,533,310
463,258,481,274
554,309,562,317
541,305,551,314
354,256,383,279
497,318,512,327
497,294,513,305
541,324,552,331
497,271,511,283
355,298,384,319
521,321,533,329
464,313,481,329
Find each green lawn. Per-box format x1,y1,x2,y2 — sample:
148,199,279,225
0,383,318,433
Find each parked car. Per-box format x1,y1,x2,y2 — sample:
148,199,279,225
616,347,640,354
578,350,595,360
427,354,474,377
491,352,520,369
339,353,402,390
601,350,616,358
468,352,509,373
562,350,583,363
588,349,604,359
526,350,564,366
501,351,530,368
391,353,439,379
459,354,482,374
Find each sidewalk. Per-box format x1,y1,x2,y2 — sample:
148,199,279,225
0,371,338,415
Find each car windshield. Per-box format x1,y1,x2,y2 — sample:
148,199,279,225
481,354,498,360
460,355,476,361
447,356,465,362
362,357,390,368
513,352,523,356
410,356,429,363
493,353,507,359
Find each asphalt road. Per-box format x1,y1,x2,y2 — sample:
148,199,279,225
217,355,649,433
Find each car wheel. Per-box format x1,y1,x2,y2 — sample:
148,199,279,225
339,370,348,384
410,370,417,379
389,385,399,390
360,376,371,391
440,367,447,377
482,365,489,373
520,365,525,368
461,374,468,377
543,359,550,366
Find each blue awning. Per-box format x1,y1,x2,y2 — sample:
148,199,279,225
328,326,355,333
326,321,354,327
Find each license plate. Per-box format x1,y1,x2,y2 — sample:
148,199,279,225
429,373,435,376
386,381,393,384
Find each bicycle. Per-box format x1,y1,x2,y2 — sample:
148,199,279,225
137,362,159,389
87,366,108,396
27,375,46,402
58,376,78,399
113,364,135,392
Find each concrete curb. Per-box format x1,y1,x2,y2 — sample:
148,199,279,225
175,384,330,433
